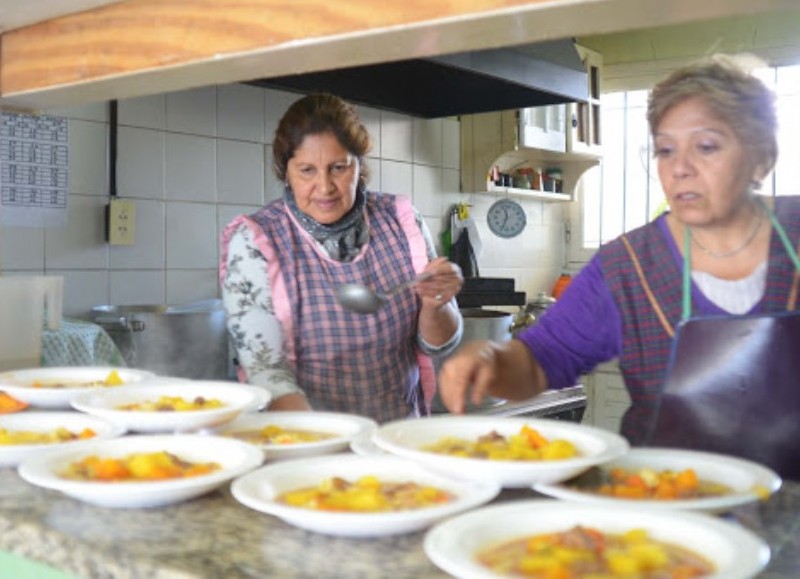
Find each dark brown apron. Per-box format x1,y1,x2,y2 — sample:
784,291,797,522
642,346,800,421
647,312,800,480
643,205,800,480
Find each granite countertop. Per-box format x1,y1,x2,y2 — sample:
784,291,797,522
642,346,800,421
0,464,798,578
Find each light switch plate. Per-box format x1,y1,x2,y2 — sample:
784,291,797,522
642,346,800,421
107,198,136,245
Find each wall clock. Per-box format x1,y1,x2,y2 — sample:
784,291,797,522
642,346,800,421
487,198,527,239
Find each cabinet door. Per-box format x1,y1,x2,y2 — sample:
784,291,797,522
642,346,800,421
567,45,603,155
518,104,566,153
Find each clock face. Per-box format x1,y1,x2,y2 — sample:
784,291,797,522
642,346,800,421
487,199,527,239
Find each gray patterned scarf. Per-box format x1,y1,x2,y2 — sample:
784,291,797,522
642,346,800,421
284,182,368,262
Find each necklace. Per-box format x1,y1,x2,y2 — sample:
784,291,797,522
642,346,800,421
689,204,765,259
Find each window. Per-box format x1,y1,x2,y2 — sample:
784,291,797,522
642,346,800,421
569,63,800,266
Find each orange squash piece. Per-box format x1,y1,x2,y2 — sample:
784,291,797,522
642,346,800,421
0,391,28,413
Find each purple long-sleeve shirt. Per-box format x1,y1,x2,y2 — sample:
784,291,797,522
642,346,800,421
517,215,730,389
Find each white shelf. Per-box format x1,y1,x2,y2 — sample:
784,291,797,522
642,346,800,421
486,183,572,202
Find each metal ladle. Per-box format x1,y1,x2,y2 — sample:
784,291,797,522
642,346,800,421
335,273,432,314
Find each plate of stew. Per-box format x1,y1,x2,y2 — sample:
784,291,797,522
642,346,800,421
424,499,769,579
532,448,781,513
0,366,156,409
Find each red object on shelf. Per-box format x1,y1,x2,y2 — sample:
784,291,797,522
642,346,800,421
552,273,572,299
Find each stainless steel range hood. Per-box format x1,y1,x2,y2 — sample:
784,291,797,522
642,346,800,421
248,39,588,119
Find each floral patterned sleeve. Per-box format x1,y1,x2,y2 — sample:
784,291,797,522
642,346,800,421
415,210,463,357
221,223,305,400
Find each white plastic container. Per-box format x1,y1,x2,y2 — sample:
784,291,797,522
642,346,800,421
0,276,63,371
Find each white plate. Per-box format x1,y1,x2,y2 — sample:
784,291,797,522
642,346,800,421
133,377,272,414
0,412,126,467
349,428,387,456
211,411,376,461
0,367,157,409
230,454,501,537
18,434,264,508
533,447,782,513
372,416,629,488
70,382,262,433
424,500,770,579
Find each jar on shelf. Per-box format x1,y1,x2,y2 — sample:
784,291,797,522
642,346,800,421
546,167,563,193
513,167,534,189
533,167,543,191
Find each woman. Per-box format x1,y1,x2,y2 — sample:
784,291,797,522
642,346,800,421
220,93,463,423
438,55,800,477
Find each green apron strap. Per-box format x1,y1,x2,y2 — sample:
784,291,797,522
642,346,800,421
683,198,800,322
682,227,692,321
768,208,800,273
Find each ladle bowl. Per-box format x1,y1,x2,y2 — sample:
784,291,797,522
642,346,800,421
335,273,431,315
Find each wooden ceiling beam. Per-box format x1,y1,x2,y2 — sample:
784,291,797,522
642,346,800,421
0,0,795,111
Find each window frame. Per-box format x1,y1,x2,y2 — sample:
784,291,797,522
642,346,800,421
568,57,800,268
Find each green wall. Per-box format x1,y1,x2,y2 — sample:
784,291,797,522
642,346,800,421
578,10,800,65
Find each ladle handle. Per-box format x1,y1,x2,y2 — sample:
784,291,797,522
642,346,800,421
387,272,433,296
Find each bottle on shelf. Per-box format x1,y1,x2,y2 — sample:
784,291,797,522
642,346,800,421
552,272,572,299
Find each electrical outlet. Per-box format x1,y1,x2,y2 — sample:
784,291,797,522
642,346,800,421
107,198,136,245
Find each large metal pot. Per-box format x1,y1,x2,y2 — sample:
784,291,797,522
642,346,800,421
431,308,513,413
460,308,514,344
91,300,231,380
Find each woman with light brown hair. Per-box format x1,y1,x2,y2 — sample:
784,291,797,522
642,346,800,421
439,55,800,479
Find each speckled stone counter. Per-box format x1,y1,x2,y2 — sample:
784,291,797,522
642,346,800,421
0,466,798,578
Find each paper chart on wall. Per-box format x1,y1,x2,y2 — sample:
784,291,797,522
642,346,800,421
0,112,69,228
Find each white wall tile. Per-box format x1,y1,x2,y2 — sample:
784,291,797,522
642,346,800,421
521,197,545,226
110,270,165,305
118,94,166,130
53,269,110,317
165,202,218,269
109,199,165,269
69,120,108,196
117,127,164,199
442,118,460,170
364,157,381,193
379,160,412,196
166,269,219,305
165,134,216,202
413,117,442,167
217,204,261,239
423,216,445,257
44,195,108,270
264,144,281,203
359,106,381,157
264,89,297,144
517,266,557,298
166,87,216,137
1,227,45,271
468,192,496,217
380,111,413,162
44,102,108,123
412,164,441,218
217,140,264,205
217,84,265,143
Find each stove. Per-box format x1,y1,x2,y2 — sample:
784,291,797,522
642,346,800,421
474,385,587,422
456,277,525,308
431,385,587,423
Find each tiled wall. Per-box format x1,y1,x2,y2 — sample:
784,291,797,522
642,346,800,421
0,84,567,318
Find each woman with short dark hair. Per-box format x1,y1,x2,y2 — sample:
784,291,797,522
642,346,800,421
221,93,463,422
